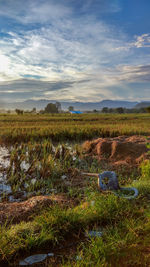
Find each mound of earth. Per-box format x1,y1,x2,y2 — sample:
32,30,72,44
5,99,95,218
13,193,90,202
0,195,71,225
83,135,150,171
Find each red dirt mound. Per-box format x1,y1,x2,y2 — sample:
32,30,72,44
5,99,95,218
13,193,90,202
83,135,150,170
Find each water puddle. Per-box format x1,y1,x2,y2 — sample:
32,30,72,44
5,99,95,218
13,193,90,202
0,143,80,203
0,146,40,202
0,147,12,201
0,146,10,168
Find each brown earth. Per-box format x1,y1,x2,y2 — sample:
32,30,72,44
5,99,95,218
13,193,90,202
82,135,150,172
0,194,72,225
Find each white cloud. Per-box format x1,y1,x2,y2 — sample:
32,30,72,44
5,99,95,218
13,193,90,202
110,64,150,83
0,0,121,25
133,34,150,48
0,0,71,24
0,14,127,83
116,33,150,51
0,1,150,101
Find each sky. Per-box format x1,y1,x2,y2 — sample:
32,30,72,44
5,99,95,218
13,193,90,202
0,0,150,103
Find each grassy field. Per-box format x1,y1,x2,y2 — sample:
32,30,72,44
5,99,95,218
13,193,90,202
0,113,150,266
0,113,150,144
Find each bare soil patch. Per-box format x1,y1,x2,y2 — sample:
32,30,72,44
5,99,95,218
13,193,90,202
0,194,71,225
83,135,150,173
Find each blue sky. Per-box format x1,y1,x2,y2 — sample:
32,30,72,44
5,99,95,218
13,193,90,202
0,0,150,102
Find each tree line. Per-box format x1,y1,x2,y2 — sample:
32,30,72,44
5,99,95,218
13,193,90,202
99,107,149,113
14,104,150,115
15,102,75,114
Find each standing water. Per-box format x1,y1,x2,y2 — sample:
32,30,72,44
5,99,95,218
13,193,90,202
0,146,12,201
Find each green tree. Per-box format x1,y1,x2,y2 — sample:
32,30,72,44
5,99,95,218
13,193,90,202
116,107,124,114
101,107,109,113
44,103,59,113
68,106,74,111
15,109,23,115
32,107,36,113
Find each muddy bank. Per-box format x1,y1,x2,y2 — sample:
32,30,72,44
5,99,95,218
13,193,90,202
0,194,72,225
83,135,150,172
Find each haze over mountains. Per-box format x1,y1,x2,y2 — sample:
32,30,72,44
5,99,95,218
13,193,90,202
1,99,150,111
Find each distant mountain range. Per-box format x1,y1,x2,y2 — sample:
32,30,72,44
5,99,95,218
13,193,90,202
134,102,150,109
0,99,149,111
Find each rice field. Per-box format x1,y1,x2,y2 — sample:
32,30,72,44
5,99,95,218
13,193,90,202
0,113,149,266
0,113,149,144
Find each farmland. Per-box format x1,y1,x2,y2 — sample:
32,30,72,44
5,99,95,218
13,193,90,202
0,113,150,144
0,113,150,266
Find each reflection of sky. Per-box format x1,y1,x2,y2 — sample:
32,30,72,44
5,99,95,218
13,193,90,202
0,0,150,102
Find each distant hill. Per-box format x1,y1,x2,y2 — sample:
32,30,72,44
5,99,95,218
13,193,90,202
4,99,139,111
96,100,138,109
134,102,150,109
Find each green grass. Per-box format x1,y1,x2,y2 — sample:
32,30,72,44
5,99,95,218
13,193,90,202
0,195,143,259
63,167,150,267
0,113,149,266
65,216,150,267
0,173,149,266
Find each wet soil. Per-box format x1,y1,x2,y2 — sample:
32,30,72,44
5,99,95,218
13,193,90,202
0,194,72,225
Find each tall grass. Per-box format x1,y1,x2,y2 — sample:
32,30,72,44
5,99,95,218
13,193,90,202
0,113,149,144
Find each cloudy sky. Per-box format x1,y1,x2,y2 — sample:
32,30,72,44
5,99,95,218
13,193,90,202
0,0,150,103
